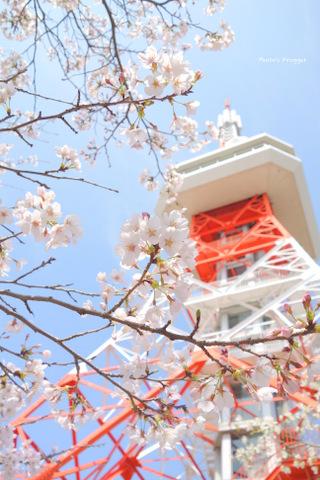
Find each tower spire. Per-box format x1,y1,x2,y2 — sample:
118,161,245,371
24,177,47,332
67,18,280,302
217,99,243,147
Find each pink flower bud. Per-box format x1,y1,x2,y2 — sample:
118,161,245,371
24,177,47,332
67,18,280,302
141,212,150,220
220,348,228,358
303,293,311,309
284,303,293,315
282,346,291,353
279,327,292,338
194,70,202,82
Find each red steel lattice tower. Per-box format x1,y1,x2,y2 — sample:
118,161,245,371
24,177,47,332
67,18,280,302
190,193,289,282
10,104,320,480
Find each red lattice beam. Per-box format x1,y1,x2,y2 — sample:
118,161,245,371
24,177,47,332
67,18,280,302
190,194,290,282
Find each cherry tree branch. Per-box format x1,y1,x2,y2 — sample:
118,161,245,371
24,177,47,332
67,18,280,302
0,288,316,350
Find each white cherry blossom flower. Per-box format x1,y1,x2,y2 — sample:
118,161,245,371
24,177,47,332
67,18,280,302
43,381,63,403
162,52,189,79
0,380,25,419
5,318,23,333
0,143,12,156
138,46,160,70
0,82,15,103
101,283,116,302
144,305,168,327
195,22,235,51
110,269,125,283
171,73,193,94
122,127,148,149
151,423,188,451
184,100,200,116
117,232,141,267
0,206,13,224
139,168,159,191
250,358,274,387
96,271,107,282
144,75,166,97
56,145,81,170
159,228,183,256
140,215,161,244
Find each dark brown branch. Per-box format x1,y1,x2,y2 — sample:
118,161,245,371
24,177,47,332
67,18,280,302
0,288,316,350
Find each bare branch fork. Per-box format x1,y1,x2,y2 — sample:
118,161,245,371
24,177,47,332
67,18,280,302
0,303,173,414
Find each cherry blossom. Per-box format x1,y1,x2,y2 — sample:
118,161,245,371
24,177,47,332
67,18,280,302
235,383,320,476
5,318,23,333
0,239,12,277
0,426,42,480
139,168,159,192
110,268,125,283
162,164,184,203
0,82,15,103
184,100,200,116
195,21,235,51
0,381,25,419
205,0,226,15
122,127,148,150
96,271,107,283
152,422,188,451
249,358,274,387
194,377,234,414
14,187,82,249
56,145,81,171
138,46,160,70
144,75,166,97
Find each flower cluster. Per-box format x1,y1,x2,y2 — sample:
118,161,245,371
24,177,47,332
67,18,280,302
49,0,80,10
0,1,35,40
56,145,81,170
194,377,234,416
114,209,197,321
14,186,82,249
163,164,184,203
0,51,29,104
195,21,235,51
235,383,320,477
0,380,25,419
139,47,198,96
117,209,195,267
0,426,42,480
205,0,226,16
139,164,183,201
139,168,159,192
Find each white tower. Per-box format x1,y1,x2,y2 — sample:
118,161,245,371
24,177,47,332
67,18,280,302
217,98,244,147
162,102,320,479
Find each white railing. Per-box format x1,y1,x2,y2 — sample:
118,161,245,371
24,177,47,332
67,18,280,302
198,319,275,342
